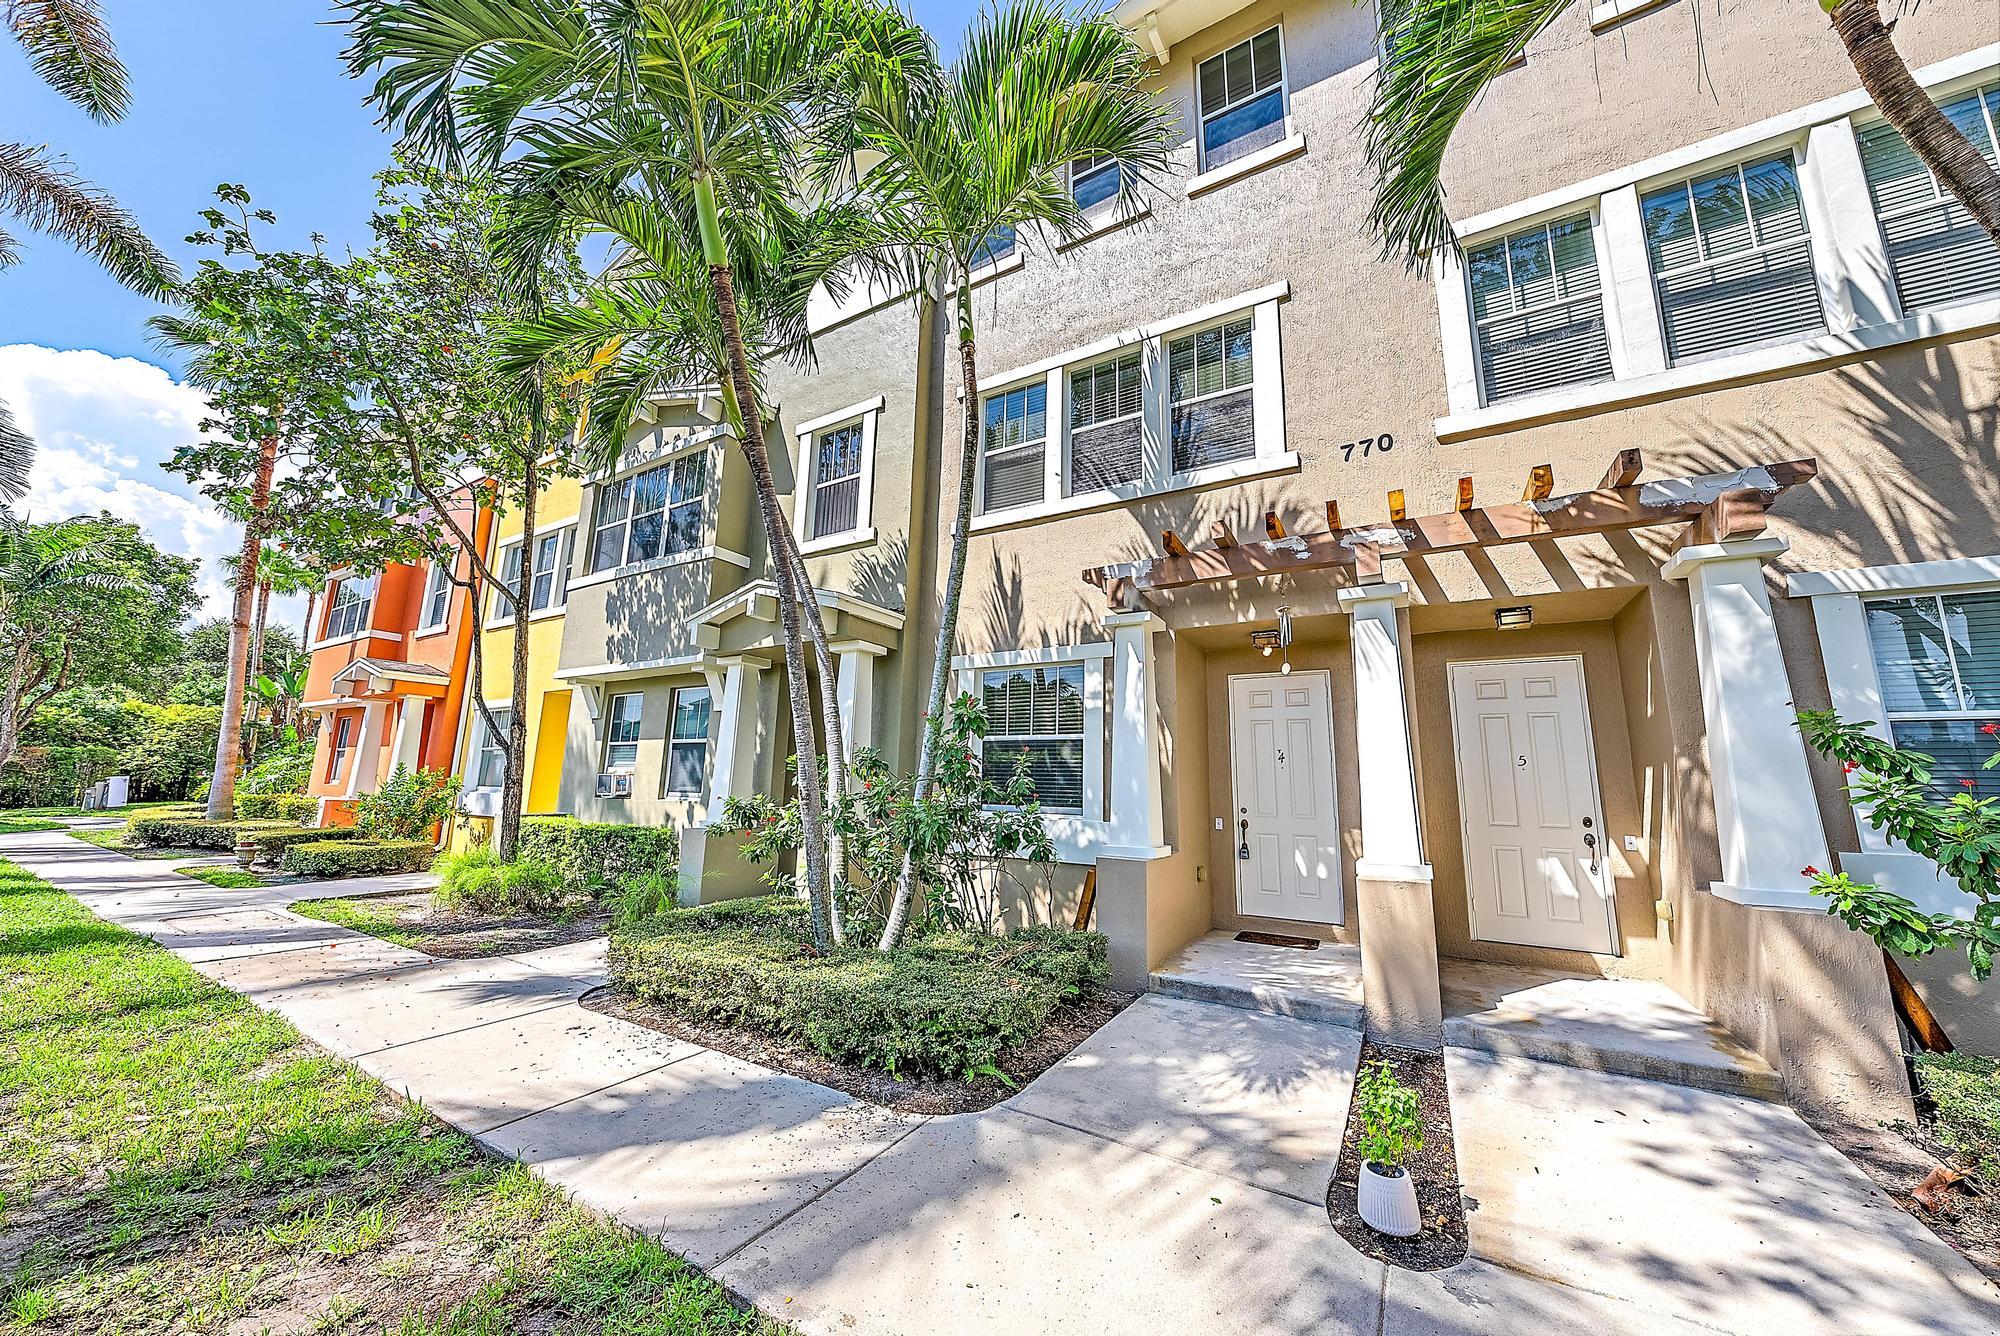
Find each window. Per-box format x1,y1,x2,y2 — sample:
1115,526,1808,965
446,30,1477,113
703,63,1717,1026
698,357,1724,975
1640,153,1824,363
665,686,712,796
1466,213,1613,403
809,422,866,539
327,715,355,783
1857,84,2000,315
1197,27,1286,170
529,529,566,611
603,692,643,772
493,542,524,619
1864,591,2000,798
979,664,1086,812
473,708,511,790
588,453,707,574
1068,350,1143,493
1072,153,1122,211
1168,316,1255,473
323,576,375,640
981,382,1049,512
419,562,451,631
970,224,1017,269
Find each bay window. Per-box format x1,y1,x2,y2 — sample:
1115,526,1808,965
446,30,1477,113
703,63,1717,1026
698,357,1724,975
588,452,707,574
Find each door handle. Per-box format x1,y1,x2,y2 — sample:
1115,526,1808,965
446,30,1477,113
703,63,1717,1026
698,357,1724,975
1238,816,1251,861
1582,831,1599,876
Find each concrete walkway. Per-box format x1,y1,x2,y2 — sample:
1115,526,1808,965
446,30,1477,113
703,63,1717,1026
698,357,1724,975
5,828,1996,1335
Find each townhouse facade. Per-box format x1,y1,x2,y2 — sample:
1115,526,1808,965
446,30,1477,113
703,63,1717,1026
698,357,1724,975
407,0,2000,1121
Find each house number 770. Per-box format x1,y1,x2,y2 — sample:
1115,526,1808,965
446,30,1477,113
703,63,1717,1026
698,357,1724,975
1340,433,1394,462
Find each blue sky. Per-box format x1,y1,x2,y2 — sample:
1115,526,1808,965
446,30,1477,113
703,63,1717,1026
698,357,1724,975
2,0,981,618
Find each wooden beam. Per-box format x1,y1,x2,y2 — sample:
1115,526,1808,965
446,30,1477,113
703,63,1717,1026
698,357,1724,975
1681,487,1771,548
1072,867,1099,932
1456,476,1475,512
1264,510,1286,540
1354,542,1383,584
1523,464,1554,501
1324,500,1341,531
1599,448,1643,489
1082,457,1819,596
1211,522,1237,549
1387,489,1406,522
1162,529,1189,558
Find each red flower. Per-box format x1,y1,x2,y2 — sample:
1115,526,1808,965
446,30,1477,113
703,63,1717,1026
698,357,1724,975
1983,722,1998,735
1800,865,1820,879
1842,762,1858,775
1963,779,1979,789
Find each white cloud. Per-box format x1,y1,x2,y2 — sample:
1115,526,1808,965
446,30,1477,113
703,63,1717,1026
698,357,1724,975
1,344,303,626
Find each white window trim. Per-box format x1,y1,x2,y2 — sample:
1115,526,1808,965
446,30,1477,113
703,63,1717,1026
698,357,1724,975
319,575,378,645
1186,130,1307,198
602,690,645,775
792,396,883,555
1192,24,1291,177
1791,554,2000,919
954,644,1108,858
578,435,720,579
308,627,385,653
417,562,452,634
1589,0,1673,29
969,286,1290,531
484,525,577,630
662,684,713,798
565,544,751,595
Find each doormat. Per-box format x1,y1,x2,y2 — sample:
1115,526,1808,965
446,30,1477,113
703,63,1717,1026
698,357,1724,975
1234,931,1320,951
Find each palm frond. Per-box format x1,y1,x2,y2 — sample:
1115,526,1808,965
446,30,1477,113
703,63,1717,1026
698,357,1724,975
6,0,130,122
0,393,33,502
1367,0,1577,268
0,140,176,295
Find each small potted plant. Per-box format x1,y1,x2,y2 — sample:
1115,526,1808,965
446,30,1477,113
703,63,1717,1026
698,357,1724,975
1355,1058,1424,1237
233,835,260,871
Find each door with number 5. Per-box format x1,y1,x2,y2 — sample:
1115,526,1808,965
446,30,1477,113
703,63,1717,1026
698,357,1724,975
1229,672,1343,924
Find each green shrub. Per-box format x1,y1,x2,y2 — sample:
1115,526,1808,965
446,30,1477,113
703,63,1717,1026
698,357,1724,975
1355,1059,1424,1172
432,847,566,916
238,740,315,795
610,871,682,927
353,766,460,842
234,792,318,822
244,825,360,863
278,839,436,878
1917,1052,2000,1180
609,896,1108,1081
518,817,677,893
126,811,292,850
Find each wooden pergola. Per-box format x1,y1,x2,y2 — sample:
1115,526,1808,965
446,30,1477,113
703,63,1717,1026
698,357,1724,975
1082,450,1819,609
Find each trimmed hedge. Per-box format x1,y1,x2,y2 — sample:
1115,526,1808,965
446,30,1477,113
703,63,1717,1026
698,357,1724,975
245,825,361,863
235,792,317,822
609,896,1109,1081
518,817,677,892
126,812,293,851
279,839,437,878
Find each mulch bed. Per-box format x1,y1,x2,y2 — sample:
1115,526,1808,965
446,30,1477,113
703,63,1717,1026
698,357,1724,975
1326,1038,1470,1271
1819,1098,2000,1283
336,892,611,960
582,984,1135,1114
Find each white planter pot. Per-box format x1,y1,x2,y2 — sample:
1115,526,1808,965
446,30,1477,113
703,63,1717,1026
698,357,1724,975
1357,1161,1421,1237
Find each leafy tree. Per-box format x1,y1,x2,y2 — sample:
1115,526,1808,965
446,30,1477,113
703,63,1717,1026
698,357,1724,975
1797,710,2000,980
1366,0,2000,265
118,700,223,798
836,0,1172,946
0,512,196,774
2,0,177,496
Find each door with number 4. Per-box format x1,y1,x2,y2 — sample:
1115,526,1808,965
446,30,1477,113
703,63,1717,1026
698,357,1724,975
1447,655,1616,954
1229,672,1343,924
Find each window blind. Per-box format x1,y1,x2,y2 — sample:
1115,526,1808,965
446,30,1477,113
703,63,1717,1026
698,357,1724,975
980,664,1086,811
1468,213,1613,403
1169,318,1255,473
981,383,1048,512
1198,27,1285,168
1856,86,2000,315
1865,590,2000,799
1069,351,1144,492
811,423,865,537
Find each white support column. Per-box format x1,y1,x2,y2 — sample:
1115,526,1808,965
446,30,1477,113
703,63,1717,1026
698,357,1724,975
1338,583,1431,881
703,656,767,826
344,702,389,798
832,642,887,757
387,699,426,775
1599,185,1669,379
1664,535,1831,908
1102,611,1166,856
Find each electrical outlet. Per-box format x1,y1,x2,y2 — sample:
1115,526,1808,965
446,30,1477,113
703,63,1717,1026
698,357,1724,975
1623,834,1641,852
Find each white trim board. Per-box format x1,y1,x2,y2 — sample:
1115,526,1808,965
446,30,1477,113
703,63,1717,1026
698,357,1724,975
1788,554,2000,599
975,281,1290,393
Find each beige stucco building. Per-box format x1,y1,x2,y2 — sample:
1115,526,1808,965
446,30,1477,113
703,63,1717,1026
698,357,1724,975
473,0,2000,1122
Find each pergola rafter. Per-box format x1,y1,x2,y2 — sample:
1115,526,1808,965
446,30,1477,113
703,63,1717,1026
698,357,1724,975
1084,451,1819,609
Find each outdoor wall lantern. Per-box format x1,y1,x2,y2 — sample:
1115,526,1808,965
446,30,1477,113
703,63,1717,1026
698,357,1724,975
1494,605,1534,631
1250,607,1296,673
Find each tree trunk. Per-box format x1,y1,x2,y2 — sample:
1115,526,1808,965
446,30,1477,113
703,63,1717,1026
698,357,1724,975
498,453,537,862
881,278,982,949
1829,0,2000,243
297,587,319,742
206,432,278,820
0,639,31,775
780,522,848,939
242,577,273,765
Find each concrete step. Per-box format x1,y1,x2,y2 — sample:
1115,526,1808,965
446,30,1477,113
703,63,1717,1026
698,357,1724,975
1148,932,1364,1030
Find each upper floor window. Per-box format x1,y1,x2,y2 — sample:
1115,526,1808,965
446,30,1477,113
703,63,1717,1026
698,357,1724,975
1466,213,1613,404
603,692,644,772
1857,83,2000,316
970,224,1017,269
1864,590,2000,798
1640,153,1824,363
588,452,706,574
323,576,375,640
980,382,1049,513
493,528,570,620
978,664,1085,812
1168,315,1255,473
1197,26,1286,171
809,422,866,539
419,562,451,632
665,685,712,796
1068,350,1143,493
1071,153,1122,211
472,708,510,789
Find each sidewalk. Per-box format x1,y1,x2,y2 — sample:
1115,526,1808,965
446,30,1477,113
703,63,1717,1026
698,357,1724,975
5,828,1995,1335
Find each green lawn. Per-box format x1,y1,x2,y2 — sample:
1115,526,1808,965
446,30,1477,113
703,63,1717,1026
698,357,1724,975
173,865,268,889
0,818,65,835
0,857,785,1335
63,829,212,860
0,800,182,820
290,896,430,952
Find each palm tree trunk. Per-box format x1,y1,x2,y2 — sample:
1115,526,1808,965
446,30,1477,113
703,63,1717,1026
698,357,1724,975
250,579,272,682
782,525,848,940
1829,0,2000,242
695,175,835,949
499,453,537,862
881,278,982,949
206,432,277,819
0,639,31,775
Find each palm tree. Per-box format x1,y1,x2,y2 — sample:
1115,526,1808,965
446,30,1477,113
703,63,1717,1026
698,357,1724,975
0,512,139,771
341,0,928,948
835,0,1173,947
2,1,178,498
1366,0,2000,266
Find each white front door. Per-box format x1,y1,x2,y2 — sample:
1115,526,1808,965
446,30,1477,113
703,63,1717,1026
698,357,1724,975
1229,672,1343,924
1447,655,1617,954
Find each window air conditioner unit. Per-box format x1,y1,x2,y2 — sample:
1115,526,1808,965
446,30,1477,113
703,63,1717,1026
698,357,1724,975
595,772,633,799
